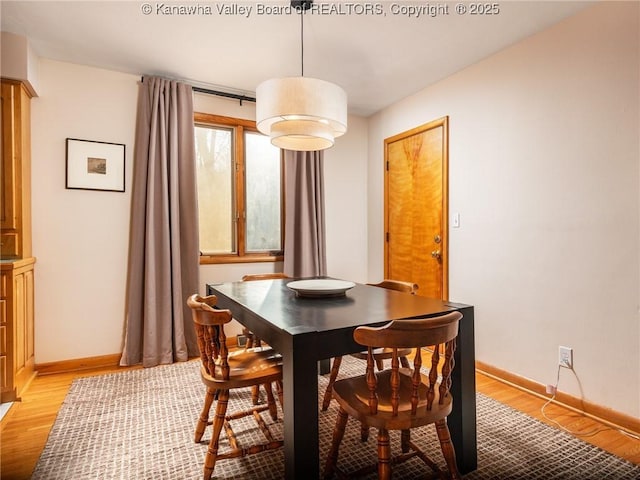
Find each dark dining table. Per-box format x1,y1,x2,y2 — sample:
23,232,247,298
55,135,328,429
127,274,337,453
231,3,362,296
207,278,477,479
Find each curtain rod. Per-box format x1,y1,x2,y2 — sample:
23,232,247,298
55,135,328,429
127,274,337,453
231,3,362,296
192,86,256,104
140,77,256,104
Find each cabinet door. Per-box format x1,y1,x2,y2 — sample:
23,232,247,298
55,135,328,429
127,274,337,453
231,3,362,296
1,80,31,258
1,82,17,231
13,271,25,374
0,261,36,403
24,268,34,367
12,267,35,385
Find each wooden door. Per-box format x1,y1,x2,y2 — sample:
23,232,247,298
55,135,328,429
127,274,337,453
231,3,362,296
384,117,449,300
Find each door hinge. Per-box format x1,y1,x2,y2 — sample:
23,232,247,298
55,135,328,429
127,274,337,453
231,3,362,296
385,232,390,242
386,161,389,171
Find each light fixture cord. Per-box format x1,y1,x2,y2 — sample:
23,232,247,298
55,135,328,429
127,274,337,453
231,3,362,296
300,7,304,76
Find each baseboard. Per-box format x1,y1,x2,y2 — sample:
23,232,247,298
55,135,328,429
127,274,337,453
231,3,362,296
36,354,123,375
476,360,640,436
34,336,242,376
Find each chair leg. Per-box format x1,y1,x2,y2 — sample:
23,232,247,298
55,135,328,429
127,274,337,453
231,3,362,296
435,418,462,480
401,429,410,453
400,355,410,368
264,382,278,421
375,358,384,371
245,328,263,407
195,388,216,443
243,327,254,348
360,421,369,442
377,428,392,480
275,380,284,408
322,356,342,411
247,332,264,406
251,385,261,405
203,389,229,480
323,406,349,479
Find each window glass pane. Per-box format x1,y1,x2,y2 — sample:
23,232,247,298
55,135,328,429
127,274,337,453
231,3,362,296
245,132,282,252
195,125,235,254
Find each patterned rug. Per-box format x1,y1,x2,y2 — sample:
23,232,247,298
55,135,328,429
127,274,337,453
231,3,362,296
32,357,640,479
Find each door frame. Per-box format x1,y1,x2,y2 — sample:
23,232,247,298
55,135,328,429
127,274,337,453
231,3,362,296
383,116,449,300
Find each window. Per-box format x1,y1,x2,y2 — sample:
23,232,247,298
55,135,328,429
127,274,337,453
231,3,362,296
195,113,283,264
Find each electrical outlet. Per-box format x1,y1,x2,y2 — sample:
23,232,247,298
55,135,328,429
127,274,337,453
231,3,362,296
559,345,573,369
546,384,556,395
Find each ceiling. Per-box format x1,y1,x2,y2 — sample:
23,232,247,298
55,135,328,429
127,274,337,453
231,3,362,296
1,1,592,116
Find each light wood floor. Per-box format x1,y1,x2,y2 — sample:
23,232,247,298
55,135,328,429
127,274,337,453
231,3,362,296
1,365,639,479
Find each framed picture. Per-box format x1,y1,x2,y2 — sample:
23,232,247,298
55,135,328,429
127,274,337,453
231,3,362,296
65,138,126,192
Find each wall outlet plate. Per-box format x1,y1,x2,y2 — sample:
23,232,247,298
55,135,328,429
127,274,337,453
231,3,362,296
559,345,573,369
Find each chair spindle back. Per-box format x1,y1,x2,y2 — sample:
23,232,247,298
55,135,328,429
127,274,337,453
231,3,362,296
354,311,462,417
187,294,234,381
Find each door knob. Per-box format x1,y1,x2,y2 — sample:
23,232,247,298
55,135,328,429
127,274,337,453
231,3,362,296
431,250,441,259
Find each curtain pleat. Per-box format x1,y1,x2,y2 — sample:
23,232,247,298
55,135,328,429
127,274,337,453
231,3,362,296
283,150,327,278
120,76,199,367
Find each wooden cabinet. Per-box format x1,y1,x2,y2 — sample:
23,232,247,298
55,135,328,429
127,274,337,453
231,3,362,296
1,79,32,259
1,258,36,402
1,78,35,402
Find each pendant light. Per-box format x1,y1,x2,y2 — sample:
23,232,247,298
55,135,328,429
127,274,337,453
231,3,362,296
256,0,347,151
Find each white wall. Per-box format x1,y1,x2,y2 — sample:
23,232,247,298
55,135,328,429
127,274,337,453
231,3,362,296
368,2,639,417
324,115,369,283
30,64,369,361
31,60,138,363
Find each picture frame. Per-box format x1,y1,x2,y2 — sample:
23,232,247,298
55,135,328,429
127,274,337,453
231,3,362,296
65,138,125,192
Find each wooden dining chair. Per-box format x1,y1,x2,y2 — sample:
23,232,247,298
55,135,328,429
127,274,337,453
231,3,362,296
188,294,284,480
323,310,463,480
242,273,289,404
321,280,418,412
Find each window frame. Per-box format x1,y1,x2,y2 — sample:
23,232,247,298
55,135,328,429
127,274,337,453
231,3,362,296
195,112,285,265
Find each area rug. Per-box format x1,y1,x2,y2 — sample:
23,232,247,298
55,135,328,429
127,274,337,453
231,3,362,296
32,357,640,479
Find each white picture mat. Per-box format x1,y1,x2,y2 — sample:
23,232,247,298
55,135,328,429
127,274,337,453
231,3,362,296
66,138,125,191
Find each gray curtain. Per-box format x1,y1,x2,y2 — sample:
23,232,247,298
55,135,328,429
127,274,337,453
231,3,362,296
120,76,199,367
283,150,327,278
